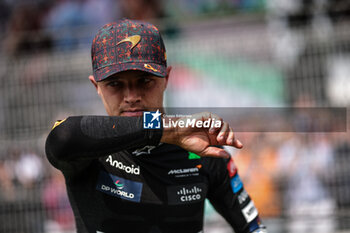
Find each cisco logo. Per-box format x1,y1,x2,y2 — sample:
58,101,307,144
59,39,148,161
167,183,207,205
177,186,202,202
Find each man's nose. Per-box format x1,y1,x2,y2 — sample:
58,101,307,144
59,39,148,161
124,86,141,104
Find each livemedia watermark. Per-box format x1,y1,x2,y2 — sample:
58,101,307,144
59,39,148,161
143,107,347,132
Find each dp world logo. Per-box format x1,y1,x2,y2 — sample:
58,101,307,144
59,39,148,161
114,180,124,189
143,110,161,129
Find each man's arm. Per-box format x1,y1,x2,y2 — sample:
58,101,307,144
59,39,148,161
206,157,267,233
161,112,243,158
160,112,267,232
46,112,242,174
45,116,162,170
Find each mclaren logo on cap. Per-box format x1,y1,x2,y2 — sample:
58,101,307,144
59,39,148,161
144,64,159,72
117,35,141,50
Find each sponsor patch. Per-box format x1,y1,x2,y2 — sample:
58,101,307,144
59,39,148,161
227,158,237,177
105,155,140,175
167,183,207,205
230,174,243,193
96,171,142,203
242,201,258,223
188,151,201,160
132,145,157,156
167,165,201,178
237,189,250,206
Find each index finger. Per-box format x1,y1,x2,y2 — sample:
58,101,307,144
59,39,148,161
208,113,222,134
227,127,243,149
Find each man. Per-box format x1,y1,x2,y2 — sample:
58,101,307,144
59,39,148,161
46,19,267,233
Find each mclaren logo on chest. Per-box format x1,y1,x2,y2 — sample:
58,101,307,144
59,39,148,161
105,155,140,175
168,167,199,175
167,165,202,178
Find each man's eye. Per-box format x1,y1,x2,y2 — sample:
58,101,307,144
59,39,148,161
139,77,152,85
107,81,122,87
143,78,151,83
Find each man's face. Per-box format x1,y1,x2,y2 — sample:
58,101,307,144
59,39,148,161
89,68,170,116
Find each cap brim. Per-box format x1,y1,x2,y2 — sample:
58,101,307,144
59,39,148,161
94,62,166,82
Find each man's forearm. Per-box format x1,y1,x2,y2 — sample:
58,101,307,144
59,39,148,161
45,116,162,167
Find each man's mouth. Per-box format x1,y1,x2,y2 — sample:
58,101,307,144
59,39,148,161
121,109,144,117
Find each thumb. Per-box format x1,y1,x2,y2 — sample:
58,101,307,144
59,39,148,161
199,147,230,158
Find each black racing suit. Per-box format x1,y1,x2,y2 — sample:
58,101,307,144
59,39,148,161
45,116,266,233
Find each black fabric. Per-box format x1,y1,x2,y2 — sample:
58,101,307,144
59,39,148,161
45,116,263,233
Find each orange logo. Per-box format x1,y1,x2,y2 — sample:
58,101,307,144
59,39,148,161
117,35,141,50
52,118,67,130
196,164,202,169
144,64,159,72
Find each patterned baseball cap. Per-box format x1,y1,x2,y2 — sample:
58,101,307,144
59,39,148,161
91,19,167,81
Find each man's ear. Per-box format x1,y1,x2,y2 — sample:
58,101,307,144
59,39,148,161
89,75,99,94
164,66,172,89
